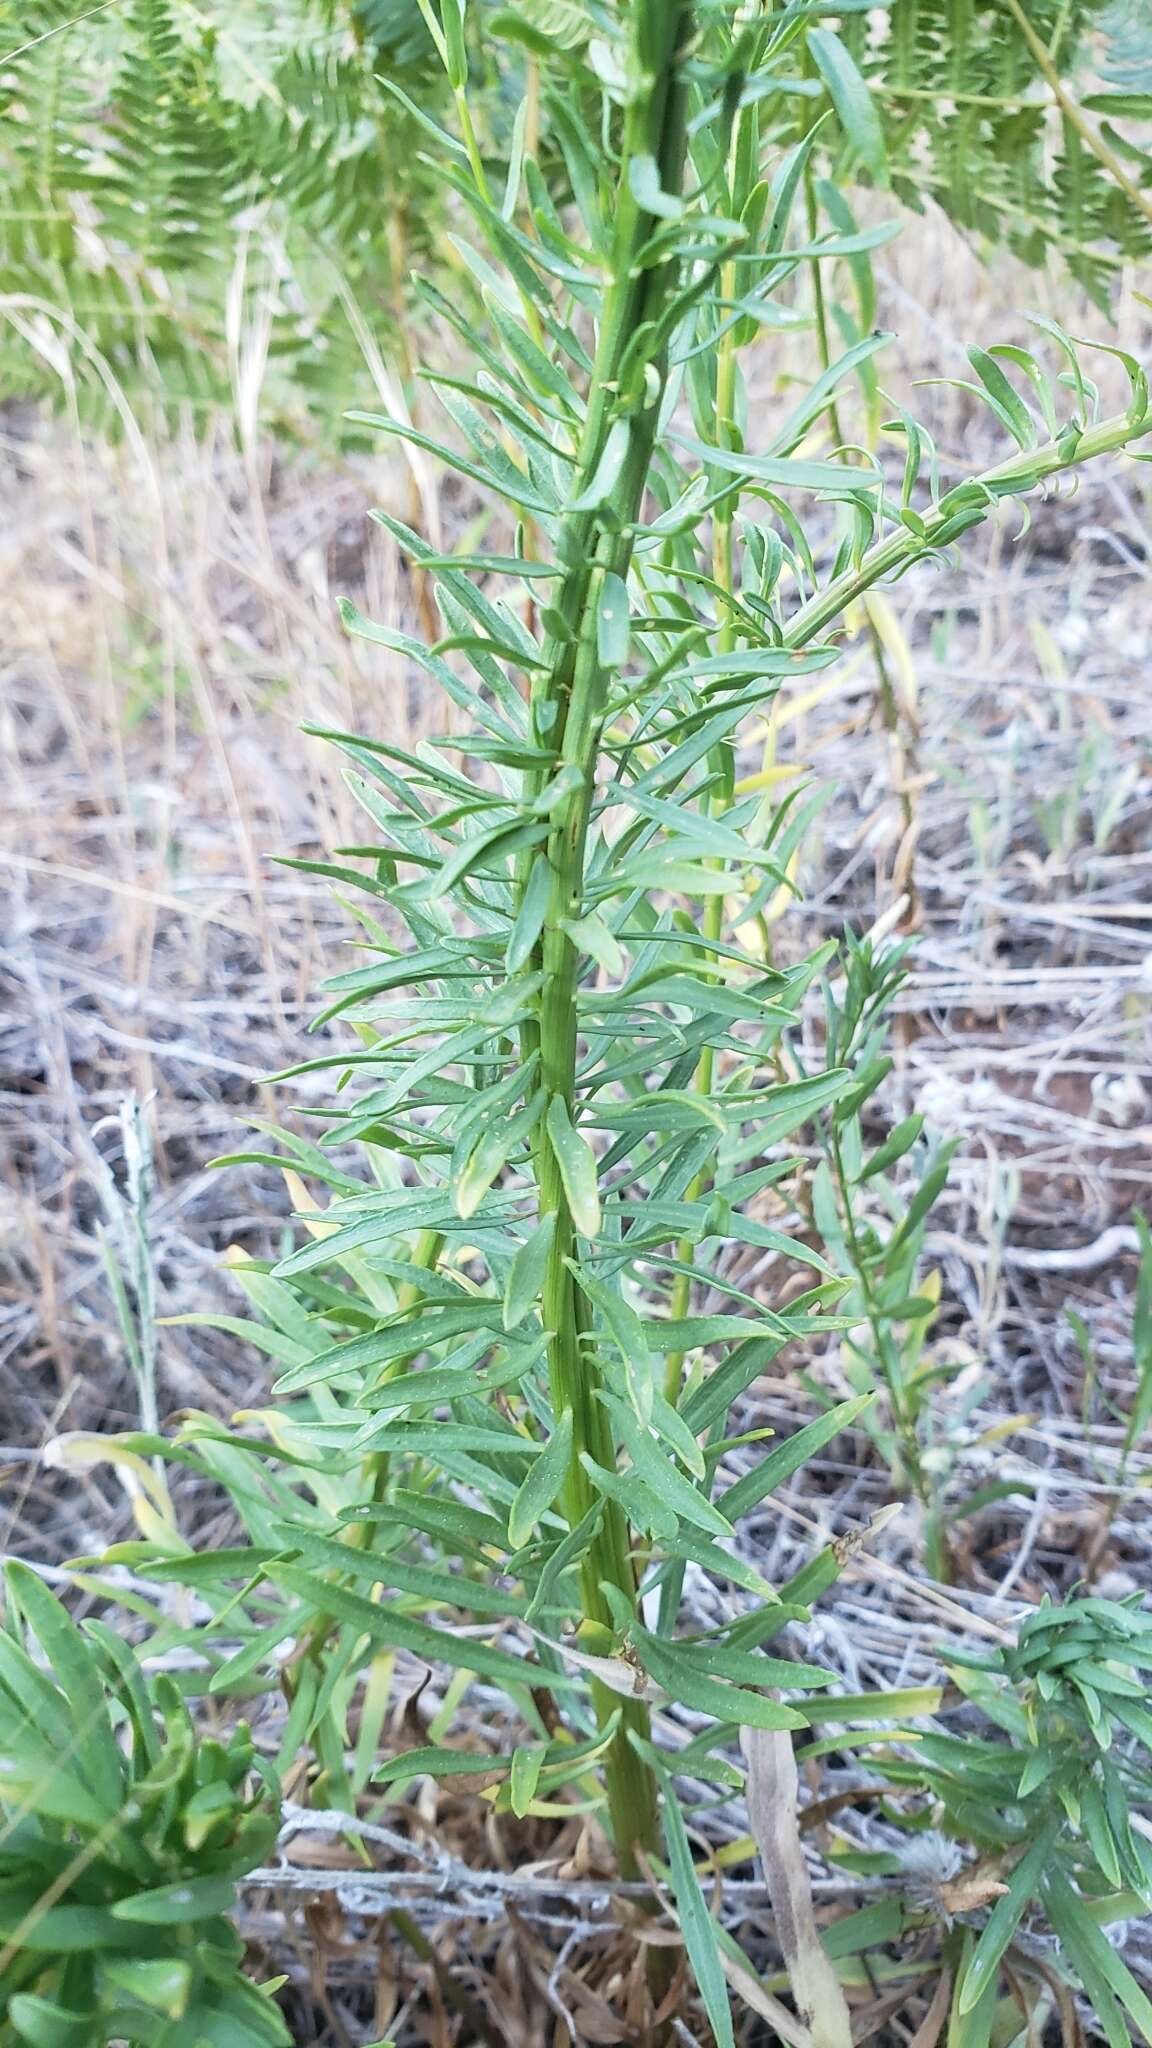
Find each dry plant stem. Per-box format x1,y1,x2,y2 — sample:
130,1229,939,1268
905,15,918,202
516,0,695,1879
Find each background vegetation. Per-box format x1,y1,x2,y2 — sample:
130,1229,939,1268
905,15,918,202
2,3,1152,2046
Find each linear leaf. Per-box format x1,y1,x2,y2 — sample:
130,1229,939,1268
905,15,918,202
660,1784,736,2048
717,1396,873,1519
508,1410,573,1549
808,27,887,183
545,1095,601,1236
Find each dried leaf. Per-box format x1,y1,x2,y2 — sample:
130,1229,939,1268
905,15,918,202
936,1858,1012,1917
718,1948,815,2048
742,1720,853,2048
908,1969,953,2048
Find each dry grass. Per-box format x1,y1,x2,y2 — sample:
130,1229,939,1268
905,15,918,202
2,209,1152,2041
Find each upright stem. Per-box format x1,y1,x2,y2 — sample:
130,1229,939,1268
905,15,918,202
803,155,918,914
664,247,740,1410
516,0,695,1877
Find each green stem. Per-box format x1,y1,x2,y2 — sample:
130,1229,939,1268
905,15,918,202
664,244,741,1410
514,0,696,1879
454,87,490,202
783,403,1152,651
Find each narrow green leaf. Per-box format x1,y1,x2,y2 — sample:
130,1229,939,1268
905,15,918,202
525,1502,603,1624
717,1396,873,1519
374,1745,508,1784
271,1305,505,1397
967,346,1037,451
267,1564,580,1693
545,1095,601,1236
949,1931,1000,2048
571,419,631,511
1044,1870,1147,2047
596,571,631,668
112,1875,236,1925
615,1408,732,1538
510,1744,547,1816
506,852,551,972
508,1409,574,1549
629,154,686,220
675,434,880,494
5,1563,122,1812
580,1451,678,1539
660,1785,736,2048
808,28,887,183
504,1213,556,1331
636,1630,806,1732
859,1113,924,1183
455,1093,544,1219
959,1828,1056,2011
440,0,467,89
801,1687,944,1722
563,910,625,979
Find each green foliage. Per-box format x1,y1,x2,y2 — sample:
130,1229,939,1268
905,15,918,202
841,0,1152,301
7,0,1152,2038
0,1564,286,2048
101,0,228,270
0,0,458,425
877,1593,1152,2038
3,0,1152,426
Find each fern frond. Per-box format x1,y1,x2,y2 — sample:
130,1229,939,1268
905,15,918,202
853,0,1152,301
1099,0,1152,92
0,0,1147,429
101,0,231,269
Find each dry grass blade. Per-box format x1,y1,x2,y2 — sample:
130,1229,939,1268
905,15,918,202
741,1722,852,2048
717,1948,816,2048
906,1970,952,2048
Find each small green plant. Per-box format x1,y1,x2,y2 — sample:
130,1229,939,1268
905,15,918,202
808,937,1006,1579
871,1591,1152,2037
0,1563,286,2048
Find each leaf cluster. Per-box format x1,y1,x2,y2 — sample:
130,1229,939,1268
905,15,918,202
875,1594,1152,2039
0,1563,287,2048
